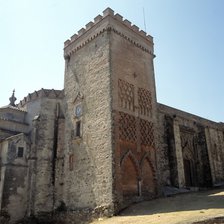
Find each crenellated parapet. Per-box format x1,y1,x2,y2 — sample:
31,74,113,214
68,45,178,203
18,88,64,107
64,7,155,59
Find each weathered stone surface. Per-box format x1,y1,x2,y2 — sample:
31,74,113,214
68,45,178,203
157,103,221,189
63,26,113,211
0,7,224,224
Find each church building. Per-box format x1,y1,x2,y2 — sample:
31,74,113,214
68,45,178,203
0,8,224,224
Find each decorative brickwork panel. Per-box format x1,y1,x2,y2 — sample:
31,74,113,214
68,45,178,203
138,88,152,116
119,112,137,143
118,79,134,111
140,119,154,147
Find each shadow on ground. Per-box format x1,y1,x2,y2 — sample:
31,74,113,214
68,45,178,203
119,188,224,217
193,217,224,224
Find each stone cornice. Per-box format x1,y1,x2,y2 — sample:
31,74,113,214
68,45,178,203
64,8,155,59
111,27,154,55
0,105,26,113
158,103,224,129
0,117,29,126
18,88,64,108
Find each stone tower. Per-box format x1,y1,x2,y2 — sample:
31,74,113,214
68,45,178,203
63,7,157,213
1,7,224,224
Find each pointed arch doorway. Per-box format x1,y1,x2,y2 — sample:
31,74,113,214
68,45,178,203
121,151,139,196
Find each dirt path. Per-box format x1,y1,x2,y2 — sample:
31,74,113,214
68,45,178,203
91,188,224,224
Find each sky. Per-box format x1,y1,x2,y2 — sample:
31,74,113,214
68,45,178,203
0,0,223,122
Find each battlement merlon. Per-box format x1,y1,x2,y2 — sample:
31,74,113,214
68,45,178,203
63,7,155,59
18,89,64,108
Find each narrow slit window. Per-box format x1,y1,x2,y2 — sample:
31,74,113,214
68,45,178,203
18,147,24,158
69,154,74,171
76,121,81,137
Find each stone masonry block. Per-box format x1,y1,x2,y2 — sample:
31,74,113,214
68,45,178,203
78,28,86,36
86,21,94,30
64,39,71,47
123,19,132,28
115,13,123,21
94,15,103,23
71,34,78,42
139,30,146,36
132,25,139,32
103,7,114,17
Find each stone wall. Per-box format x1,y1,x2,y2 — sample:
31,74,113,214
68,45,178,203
0,105,28,139
107,11,158,209
157,103,223,188
63,17,113,213
0,119,29,136
0,107,26,124
18,89,64,131
205,127,224,185
0,134,29,223
1,7,224,224
28,97,64,215
156,112,172,188
54,117,65,209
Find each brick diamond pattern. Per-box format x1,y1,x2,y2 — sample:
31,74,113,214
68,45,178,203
140,119,154,147
119,112,137,143
118,79,134,111
138,88,152,116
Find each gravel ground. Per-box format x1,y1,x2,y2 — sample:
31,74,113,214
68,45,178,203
91,188,224,224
